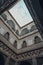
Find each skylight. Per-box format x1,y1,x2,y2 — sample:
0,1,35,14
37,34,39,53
9,0,33,27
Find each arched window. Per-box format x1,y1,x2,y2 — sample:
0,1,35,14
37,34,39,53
22,40,27,48
4,32,10,40
1,13,7,21
20,28,29,36
34,36,41,44
7,20,15,31
16,30,19,35
30,25,37,32
13,40,17,48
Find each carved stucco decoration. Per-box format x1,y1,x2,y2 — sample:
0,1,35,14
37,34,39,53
0,13,38,37
0,41,43,61
0,41,16,59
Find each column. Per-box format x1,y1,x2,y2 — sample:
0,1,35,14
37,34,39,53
32,58,37,65
15,62,19,65
5,56,10,65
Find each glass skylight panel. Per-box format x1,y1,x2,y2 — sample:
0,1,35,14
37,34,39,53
9,0,33,27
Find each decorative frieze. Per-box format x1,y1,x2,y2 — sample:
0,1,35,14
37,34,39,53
0,40,43,61
18,48,43,60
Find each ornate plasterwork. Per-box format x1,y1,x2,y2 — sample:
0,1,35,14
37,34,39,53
0,12,37,39
0,41,16,60
0,39,43,61
0,0,43,62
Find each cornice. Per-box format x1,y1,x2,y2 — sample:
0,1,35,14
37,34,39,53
0,0,43,62
0,0,19,14
0,18,38,40
0,34,43,61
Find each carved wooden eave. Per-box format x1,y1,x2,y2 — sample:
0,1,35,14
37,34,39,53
0,33,43,61
0,0,19,14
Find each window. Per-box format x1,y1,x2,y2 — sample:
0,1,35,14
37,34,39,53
7,20,15,31
30,25,37,32
9,0,33,27
13,40,17,48
4,32,10,40
1,13,7,21
22,40,27,48
20,28,29,36
34,36,41,44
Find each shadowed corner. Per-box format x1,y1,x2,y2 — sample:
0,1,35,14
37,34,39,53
0,52,5,65
20,61,31,65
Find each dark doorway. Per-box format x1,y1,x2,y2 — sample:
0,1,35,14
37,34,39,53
9,58,15,65
0,52,5,65
37,57,43,65
20,61,31,65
